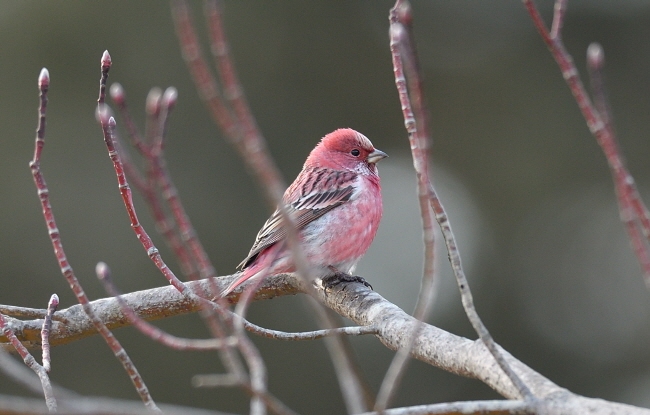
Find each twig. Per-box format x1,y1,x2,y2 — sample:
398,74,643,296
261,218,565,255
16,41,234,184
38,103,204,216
110,84,199,280
149,87,217,282
96,262,236,351
194,376,302,415
174,2,371,412
0,346,78,399
40,294,58,373
98,105,262,397
388,1,534,403
100,69,271,412
97,50,111,105
243,320,378,341
550,0,567,40
375,3,439,411
0,305,66,322
31,63,159,411
0,393,235,415
585,42,650,282
1,274,301,349
109,80,250,386
0,313,56,411
361,399,531,415
110,82,237,354
523,0,650,287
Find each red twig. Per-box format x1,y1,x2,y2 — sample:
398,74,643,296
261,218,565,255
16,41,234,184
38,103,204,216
109,83,150,155
106,71,254,395
40,294,58,373
151,88,217,281
172,0,241,142
205,0,261,153
382,0,534,406
0,304,66,322
96,262,236,351
523,0,650,287
550,0,567,39
99,90,261,405
97,108,189,300
0,313,56,411
98,50,111,105
173,2,371,412
31,63,160,411
375,2,439,410
110,85,199,280
194,376,302,415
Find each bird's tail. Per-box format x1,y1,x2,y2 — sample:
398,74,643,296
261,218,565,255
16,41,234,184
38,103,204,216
221,244,283,297
220,270,255,297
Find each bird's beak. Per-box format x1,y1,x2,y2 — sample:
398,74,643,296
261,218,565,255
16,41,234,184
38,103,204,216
367,148,388,164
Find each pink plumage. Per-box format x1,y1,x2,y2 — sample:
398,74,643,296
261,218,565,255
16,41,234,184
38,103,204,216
222,128,387,297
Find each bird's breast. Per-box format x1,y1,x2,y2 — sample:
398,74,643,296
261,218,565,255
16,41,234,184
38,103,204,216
301,174,382,274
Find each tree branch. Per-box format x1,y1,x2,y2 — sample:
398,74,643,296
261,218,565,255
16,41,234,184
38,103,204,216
4,274,649,414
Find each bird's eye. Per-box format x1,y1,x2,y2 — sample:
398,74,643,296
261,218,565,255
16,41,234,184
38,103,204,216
351,149,360,157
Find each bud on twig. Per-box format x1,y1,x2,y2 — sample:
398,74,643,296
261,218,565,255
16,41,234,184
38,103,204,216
163,87,178,111
110,83,125,106
38,68,50,89
101,50,112,70
95,104,114,125
146,87,163,116
587,42,604,71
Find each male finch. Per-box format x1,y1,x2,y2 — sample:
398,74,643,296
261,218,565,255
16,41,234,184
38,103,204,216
222,128,387,296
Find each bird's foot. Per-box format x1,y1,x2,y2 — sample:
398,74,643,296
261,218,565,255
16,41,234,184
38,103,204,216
322,267,373,290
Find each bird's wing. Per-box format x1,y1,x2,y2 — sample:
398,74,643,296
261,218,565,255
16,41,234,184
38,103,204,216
237,168,357,270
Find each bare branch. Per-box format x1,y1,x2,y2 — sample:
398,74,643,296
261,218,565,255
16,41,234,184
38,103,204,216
96,262,236,351
523,0,650,288
0,393,234,415
0,305,66,322
0,313,56,411
375,2,439,410
31,61,159,411
243,319,379,341
550,0,568,39
386,0,533,404
40,294,58,373
0,274,300,349
362,399,531,415
174,2,371,412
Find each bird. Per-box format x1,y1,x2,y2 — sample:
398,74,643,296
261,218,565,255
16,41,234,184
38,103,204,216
221,128,387,297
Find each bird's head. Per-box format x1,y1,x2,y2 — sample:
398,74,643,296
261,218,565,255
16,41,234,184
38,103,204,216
305,128,388,174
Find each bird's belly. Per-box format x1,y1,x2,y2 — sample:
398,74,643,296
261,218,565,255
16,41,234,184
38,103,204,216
300,191,382,276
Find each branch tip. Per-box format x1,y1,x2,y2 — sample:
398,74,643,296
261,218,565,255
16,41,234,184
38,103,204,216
95,104,113,125
192,374,240,388
95,262,110,280
109,83,125,106
48,294,59,309
146,87,163,115
587,42,604,70
101,50,112,68
163,87,178,110
394,0,412,26
38,68,50,88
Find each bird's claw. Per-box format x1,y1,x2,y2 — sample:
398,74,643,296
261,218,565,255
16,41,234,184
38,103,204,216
321,270,373,290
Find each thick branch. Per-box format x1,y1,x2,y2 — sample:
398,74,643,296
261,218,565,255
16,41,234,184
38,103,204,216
1,274,299,349
317,281,648,415
3,275,649,414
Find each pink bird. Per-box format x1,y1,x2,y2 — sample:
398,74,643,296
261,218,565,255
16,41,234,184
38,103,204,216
221,128,387,297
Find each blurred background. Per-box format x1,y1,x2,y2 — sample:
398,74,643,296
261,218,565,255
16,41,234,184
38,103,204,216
2,0,650,413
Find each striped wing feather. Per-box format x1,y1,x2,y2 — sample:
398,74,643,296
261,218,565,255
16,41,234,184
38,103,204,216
238,169,356,270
